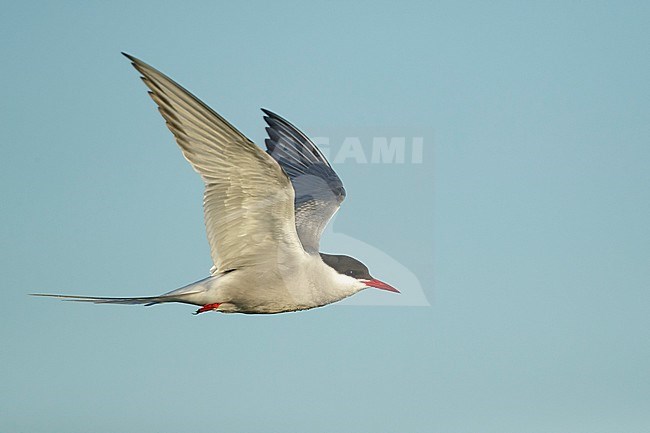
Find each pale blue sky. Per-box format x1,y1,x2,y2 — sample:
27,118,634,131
2,1,649,432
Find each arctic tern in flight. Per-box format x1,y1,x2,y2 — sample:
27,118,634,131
33,53,399,315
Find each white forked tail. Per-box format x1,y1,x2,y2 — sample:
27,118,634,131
30,277,215,307
30,293,193,306
29,292,202,307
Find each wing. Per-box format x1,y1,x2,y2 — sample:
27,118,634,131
262,109,346,254
124,54,305,274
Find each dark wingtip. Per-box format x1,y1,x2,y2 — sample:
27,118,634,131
261,108,281,128
264,138,276,152
261,108,290,126
122,52,147,71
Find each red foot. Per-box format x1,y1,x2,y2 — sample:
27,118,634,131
194,303,221,315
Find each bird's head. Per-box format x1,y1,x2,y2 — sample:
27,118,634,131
320,253,399,293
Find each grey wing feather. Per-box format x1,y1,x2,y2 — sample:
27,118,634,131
123,54,304,274
262,109,345,253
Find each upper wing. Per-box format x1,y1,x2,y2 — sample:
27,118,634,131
124,54,305,274
263,109,346,254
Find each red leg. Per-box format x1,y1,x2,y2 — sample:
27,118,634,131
193,303,221,315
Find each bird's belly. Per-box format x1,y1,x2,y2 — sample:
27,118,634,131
214,256,357,314
220,276,338,314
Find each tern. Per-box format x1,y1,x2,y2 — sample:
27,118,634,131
33,53,399,315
